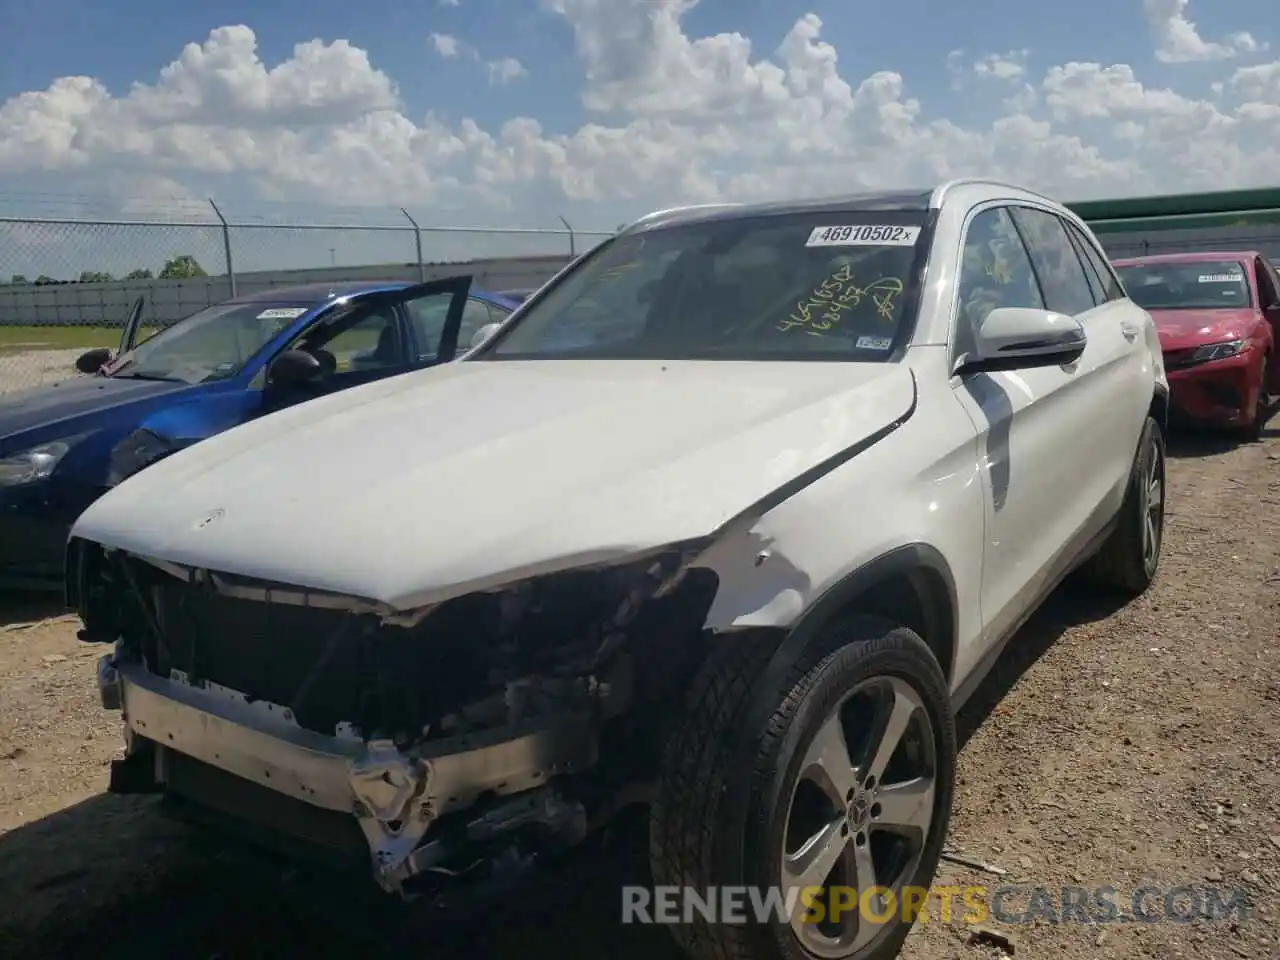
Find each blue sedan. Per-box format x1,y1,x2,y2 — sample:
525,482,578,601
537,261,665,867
0,276,519,589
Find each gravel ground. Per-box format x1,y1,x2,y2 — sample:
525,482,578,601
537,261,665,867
0,350,85,394
0,425,1277,960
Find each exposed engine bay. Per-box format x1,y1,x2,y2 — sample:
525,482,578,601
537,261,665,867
70,538,719,897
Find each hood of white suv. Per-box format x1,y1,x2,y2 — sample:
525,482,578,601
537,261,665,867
71,359,916,610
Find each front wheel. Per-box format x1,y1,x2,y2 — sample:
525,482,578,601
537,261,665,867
651,616,957,960
1239,351,1274,443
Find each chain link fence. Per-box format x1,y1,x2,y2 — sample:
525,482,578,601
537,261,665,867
0,203,614,394
4,199,1279,395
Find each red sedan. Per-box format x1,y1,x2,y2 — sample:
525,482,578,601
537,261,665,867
1113,251,1280,441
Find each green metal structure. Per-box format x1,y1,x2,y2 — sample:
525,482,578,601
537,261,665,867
1067,187,1280,234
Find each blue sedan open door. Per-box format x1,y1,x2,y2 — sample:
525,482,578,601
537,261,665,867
118,296,146,356
261,275,473,411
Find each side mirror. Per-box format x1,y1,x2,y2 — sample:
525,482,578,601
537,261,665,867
268,349,324,387
75,347,113,374
470,323,501,350
961,307,1087,374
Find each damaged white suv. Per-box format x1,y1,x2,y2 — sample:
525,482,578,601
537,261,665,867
71,179,1167,960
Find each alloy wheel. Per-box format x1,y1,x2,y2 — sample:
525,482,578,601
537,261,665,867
780,676,937,957
1141,433,1165,573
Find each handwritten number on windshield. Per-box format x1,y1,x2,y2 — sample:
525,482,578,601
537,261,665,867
779,267,905,335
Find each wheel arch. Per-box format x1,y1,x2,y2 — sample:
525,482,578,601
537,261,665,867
697,543,962,907
776,543,959,686
1150,381,1170,433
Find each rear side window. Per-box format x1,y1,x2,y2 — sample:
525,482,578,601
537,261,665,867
1065,228,1107,307
1064,220,1125,303
1009,207,1097,317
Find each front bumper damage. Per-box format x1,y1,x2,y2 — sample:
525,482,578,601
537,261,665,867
1164,346,1260,426
78,536,717,897
98,653,596,892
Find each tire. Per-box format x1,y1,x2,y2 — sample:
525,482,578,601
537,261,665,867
1238,351,1273,443
651,616,956,960
1082,414,1165,596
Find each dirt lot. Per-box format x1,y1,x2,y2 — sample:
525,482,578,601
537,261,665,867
1,427,1278,960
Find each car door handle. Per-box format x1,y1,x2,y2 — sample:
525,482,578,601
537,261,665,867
1121,321,1141,340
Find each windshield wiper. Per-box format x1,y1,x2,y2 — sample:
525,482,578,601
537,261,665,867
111,372,184,382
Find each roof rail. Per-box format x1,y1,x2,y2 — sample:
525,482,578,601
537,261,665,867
931,178,1054,208
622,202,743,232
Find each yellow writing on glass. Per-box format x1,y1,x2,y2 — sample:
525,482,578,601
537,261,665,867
983,238,1016,285
600,260,642,281
778,267,904,336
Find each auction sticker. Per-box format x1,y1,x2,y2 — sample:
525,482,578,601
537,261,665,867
806,225,920,247
1197,274,1241,283
257,307,308,320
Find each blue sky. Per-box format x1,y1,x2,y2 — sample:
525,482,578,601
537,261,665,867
1,0,1258,133
0,0,1276,275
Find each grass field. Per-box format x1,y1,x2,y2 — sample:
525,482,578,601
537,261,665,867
0,325,161,356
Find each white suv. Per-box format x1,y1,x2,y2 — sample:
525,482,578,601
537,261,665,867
71,179,1167,960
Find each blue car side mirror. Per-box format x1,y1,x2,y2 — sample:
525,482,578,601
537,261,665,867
269,349,325,387
75,347,113,375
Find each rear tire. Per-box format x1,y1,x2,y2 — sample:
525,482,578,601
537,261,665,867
1083,415,1165,596
651,616,956,960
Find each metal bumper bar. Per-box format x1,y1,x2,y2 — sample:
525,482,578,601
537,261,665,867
98,655,596,889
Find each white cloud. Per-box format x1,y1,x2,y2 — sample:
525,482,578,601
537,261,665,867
1231,59,1280,100
945,49,966,88
430,32,463,58
429,33,525,87
0,3,1277,226
974,50,1030,81
1142,0,1262,63
439,0,460,6
487,57,528,85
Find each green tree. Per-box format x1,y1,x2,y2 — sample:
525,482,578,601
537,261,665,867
158,255,207,279
79,270,114,283
125,268,154,280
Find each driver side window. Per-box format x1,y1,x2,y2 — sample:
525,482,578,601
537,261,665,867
295,305,402,374
954,207,1044,362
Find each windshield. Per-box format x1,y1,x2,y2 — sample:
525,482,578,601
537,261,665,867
108,301,313,383
1116,260,1253,310
478,211,931,361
